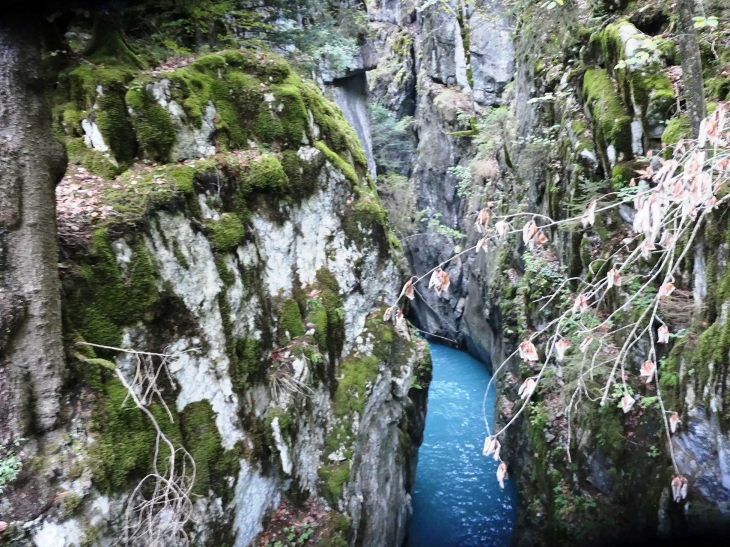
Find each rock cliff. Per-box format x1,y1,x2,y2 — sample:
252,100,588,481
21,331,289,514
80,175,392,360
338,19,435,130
365,0,730,544
1,32,430,547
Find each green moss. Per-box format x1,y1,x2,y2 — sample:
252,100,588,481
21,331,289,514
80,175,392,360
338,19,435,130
96,90,137,163
91,377,181,493
61,492,81,516
166,165,196,194
599,20,635,74
173,240,189,270
301,83,368,171
279,298,306,340
306,268,346,363
580,237,593,271
281,150,305,196
67,230,159,348
708,76,730,101
334,355,380,416
180,400,241,497
265,408,294,441
60,104,85,137
241,154,289,192
256,83,310,147
661,116,690,145
314,141,360,188
316,267,341,294
312,306,329,351
658,39,676,64
94,169,179,230
191,53,228,73
318,463,350,504
125,86,176,162
234,338,261,391
611,162,636,189
65,138,122,179
630,66,674,131
206,213,245,253
344,195,389,248
215,258,235,288
388,232,403,251
208,71,262,149
583,68,633,158
84,17,146,70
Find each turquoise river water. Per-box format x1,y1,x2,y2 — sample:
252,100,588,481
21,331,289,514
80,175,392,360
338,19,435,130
407,344,518,547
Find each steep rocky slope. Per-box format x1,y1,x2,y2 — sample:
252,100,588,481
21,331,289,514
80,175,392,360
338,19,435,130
0,39,430,547
365,0,730,545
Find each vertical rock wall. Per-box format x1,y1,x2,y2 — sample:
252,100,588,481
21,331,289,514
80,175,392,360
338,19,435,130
366,0,730,544
1,46,430,547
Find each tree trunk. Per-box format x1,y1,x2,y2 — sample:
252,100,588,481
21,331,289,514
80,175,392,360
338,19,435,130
676,0,706,138
0,14,67,439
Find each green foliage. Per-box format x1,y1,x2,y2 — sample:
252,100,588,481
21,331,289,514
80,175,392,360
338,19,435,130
475,106,512,155
0,439,24,494
269,1,366,75
369,103,413,174
376,173,419,235
421,211,466,241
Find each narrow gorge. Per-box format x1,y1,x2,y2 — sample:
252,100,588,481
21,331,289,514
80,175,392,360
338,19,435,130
1,1,730,547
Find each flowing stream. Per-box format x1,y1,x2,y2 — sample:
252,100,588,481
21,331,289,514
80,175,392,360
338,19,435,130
408,345,518,547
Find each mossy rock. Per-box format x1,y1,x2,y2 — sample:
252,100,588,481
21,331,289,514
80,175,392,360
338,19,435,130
65,138,122,179
84,15,147,71
630,65,674,137
125,86,176,162
279,298,306,341
180,400,242,497
90,377,181,493
234,338,262,392
241,154,290,192
661,116,690,155
206,213,245,253
583,67,633,161
65,230,159,348
95,90,138,163
318,463,350,505
611,161,638,189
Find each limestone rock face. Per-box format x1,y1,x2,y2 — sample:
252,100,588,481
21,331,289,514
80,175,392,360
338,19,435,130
4,48,430,547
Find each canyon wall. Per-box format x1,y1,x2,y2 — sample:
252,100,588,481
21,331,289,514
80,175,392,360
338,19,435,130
1,41,430,547
365,0,730,544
